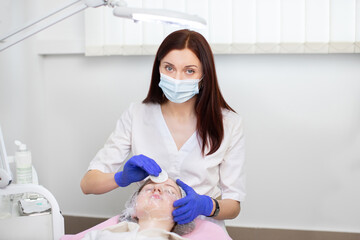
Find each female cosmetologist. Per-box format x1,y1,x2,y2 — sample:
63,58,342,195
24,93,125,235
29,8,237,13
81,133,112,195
80,29,246,231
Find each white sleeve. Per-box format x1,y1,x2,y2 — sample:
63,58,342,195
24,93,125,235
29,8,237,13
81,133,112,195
219,113,246,202
87,103,136,173
81,230,101,240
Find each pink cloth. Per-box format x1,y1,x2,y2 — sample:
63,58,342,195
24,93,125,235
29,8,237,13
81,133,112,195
183,218,232,240
60,216,232,240
60,216,119,240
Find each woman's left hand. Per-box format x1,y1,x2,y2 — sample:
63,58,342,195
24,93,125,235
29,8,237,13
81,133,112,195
172,179,214,224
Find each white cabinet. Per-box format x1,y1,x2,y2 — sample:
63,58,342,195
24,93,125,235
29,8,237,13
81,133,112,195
0,184,64,240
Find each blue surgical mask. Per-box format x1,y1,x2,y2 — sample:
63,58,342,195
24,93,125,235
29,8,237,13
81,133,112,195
159,73,201,103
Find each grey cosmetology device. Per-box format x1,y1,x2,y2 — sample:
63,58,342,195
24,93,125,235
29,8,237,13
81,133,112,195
0,124,12,188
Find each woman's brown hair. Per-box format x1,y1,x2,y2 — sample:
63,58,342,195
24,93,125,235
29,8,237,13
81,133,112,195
143,29,234,155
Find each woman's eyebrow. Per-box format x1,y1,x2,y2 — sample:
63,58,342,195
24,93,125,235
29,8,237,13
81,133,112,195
185,65,198,68
142,183,153,189
163,61,174,66
163,62,198,69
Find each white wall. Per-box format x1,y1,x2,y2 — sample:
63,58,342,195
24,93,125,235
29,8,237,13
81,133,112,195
1,0,359,234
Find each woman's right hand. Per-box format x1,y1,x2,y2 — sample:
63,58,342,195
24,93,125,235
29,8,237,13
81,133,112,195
114,154,162,187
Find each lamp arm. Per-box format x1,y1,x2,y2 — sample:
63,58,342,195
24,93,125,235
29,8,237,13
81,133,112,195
0,0,107,52
0,0,84,42
0,0,206,52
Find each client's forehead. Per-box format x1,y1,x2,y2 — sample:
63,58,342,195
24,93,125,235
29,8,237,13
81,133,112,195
143,178,181,196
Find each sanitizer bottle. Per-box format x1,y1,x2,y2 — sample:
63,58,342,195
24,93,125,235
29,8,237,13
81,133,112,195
14,140,33,184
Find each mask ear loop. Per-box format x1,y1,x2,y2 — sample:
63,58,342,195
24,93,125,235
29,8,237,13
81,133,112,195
158,68,167,102
198,74,205,90
199,81,203,90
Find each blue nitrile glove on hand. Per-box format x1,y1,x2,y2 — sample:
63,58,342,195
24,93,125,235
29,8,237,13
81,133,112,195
172,179,214,224
114,154,161,187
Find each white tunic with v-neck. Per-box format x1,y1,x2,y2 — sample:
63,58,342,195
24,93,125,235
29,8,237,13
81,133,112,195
88,102,246,202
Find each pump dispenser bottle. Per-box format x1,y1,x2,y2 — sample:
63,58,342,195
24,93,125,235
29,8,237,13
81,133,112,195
14,140,33,184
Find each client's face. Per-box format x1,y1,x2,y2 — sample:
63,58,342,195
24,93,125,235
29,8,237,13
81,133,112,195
135,179,182,222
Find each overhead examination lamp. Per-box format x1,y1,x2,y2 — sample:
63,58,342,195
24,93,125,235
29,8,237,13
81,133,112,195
0,0,207,52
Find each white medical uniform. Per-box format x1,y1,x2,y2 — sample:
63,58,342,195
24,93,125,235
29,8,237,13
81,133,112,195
81,221,187,240
88,102,246,202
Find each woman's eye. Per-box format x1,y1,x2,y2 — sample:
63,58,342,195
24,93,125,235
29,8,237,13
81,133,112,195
164,189,176,196
186,69,195,74
144,186,153,192
165,66,173,72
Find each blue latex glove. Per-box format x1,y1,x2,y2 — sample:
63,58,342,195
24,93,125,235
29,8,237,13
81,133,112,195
114,154,161,187
172,179,214,224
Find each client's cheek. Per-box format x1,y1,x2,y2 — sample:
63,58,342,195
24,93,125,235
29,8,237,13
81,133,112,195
134,194,173,219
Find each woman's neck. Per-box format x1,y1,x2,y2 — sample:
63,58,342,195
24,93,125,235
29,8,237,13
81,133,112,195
138,218,174,232
161,97,196,119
